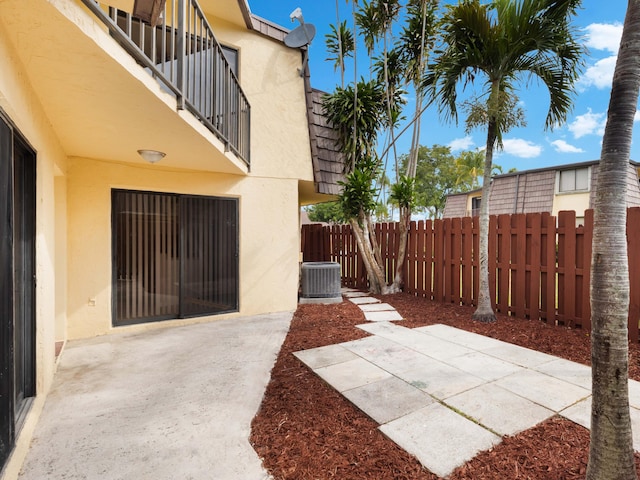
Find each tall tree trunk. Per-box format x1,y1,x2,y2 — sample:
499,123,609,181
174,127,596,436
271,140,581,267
586,2,640,478
349,217,388,294
391,206,410,293
472,119,497,323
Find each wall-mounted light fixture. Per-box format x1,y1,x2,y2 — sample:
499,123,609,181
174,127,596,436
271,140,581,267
137,149,166,164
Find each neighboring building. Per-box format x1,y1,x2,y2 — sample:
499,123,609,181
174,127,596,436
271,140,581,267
0,0,342,477
443,160,640,224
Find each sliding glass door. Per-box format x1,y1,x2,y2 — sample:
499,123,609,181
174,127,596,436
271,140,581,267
112,190,238,326
0,112,36,471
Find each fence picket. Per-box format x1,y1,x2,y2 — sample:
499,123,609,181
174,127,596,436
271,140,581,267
527,213,542,319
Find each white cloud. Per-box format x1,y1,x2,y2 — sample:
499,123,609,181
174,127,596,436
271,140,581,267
635,110,640,122
500,138,542,158
579,56,617,90
578,23,623,91
448,136,474,151
568,110,606,138
550,139,584,153
584,23,623,53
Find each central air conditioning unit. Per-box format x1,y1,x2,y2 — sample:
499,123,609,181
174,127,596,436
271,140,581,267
300,262,341,304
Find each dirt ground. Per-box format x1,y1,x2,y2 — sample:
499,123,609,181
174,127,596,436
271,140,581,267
250,293,640,479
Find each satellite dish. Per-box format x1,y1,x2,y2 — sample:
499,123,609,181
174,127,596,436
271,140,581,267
284,23,316,49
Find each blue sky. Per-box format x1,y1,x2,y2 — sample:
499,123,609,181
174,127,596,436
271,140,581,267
246,1,635,174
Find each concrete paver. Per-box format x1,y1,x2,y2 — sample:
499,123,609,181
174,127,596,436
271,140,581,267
482,343,557,368
359,302,396,312
446,383,554,436
343,376,433,424
363,310,404,322
293,344,359,369
341,336,433,376
533,357,592,389
343,291,370,298
380,403,501,479
315,357,392,392
495,369,591,411
348,296,381,305
396,359,485,400
416,324,507,350
446,351,526,381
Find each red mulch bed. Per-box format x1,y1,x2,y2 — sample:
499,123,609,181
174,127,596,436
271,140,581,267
250,293,640,479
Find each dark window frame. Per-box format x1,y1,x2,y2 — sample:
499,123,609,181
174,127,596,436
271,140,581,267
111,189,239,327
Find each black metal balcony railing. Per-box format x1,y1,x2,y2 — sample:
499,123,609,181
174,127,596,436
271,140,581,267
82,0,250,166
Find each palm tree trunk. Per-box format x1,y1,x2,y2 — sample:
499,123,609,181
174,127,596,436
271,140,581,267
472,119,497,323
586,2,640,478
349,217,388,294
391,206,410,293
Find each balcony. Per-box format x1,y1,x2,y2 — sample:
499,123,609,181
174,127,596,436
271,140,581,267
82,0,250,166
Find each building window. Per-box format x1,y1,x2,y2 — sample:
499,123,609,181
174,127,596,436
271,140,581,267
471,197,481,216
221,45,238,77
558,167,590,193
112,190,239,326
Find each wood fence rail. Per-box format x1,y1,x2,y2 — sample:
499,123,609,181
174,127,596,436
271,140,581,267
301,208,640,342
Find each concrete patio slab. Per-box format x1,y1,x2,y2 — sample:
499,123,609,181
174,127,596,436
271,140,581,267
314,358,392,392
348,296,381,305
293,344,360,370
363,310,404,322
446,351,526,381
395,359,486,400
380,403,500,478
533,358,592,390
358,302,396,312
343,376,434,424
17,313,292,480
482,343,557,369
445,383,554,436
495,369,591,412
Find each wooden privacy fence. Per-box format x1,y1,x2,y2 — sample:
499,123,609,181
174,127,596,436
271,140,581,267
301,208,640,342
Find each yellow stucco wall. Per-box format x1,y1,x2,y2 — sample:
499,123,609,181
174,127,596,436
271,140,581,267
66,158,300,339
0,24,68,480
210,17,315,182
552,192,591,219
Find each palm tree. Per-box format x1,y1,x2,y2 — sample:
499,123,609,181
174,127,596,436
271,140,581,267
428,0,584,322
586,1,640,478
325,21,354,88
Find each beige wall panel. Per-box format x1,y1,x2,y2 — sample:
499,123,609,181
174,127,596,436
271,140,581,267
211,18,315,182
66,158,300,339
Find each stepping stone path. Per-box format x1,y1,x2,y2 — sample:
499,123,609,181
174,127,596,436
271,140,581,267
294,288,640,478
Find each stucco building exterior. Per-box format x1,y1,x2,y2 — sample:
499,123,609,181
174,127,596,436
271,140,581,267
0,0,341,477
443,160,640,225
